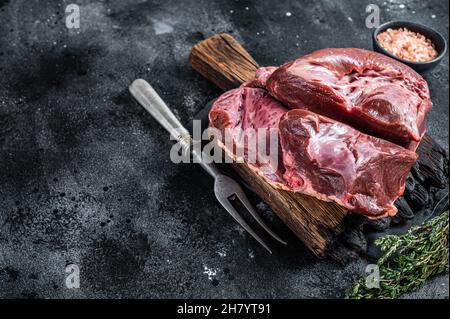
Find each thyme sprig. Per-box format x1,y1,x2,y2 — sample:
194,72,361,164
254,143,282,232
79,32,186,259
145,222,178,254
346,211,449,299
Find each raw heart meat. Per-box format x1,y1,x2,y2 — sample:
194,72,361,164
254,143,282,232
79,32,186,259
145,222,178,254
279,109,418,217
209,86,418,218
209,87,288,188
264,48,432,150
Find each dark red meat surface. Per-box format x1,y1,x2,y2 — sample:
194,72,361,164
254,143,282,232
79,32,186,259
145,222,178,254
279,109,417,217
209,87,288,187
265,48,432,150
209,86,418,218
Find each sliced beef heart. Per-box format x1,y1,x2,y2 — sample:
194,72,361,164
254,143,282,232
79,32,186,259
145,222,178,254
209,87,288,187
209,86,418,218
279,109,418,218
265,48,432,150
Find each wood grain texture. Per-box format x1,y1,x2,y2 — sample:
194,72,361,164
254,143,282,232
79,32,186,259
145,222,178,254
190,33,348,256
232,164,347,254
189,33,260,90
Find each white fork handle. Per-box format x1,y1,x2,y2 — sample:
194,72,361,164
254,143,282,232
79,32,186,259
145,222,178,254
129,79,220,178
130,79,190,140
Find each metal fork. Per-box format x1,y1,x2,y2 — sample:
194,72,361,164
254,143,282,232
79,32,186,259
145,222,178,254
129,79,287,253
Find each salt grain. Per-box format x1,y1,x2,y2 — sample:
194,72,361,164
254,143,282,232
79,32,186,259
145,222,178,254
203,265,218,280
217,248,227,257
286,12,292,17
377,27,438,62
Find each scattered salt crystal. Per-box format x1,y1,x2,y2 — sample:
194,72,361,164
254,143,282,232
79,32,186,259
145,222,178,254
431,14,436,19
286,12,292,17
347,17,353,22
217,248,227,257
412,10,416,14
399,4,405,9
203,265,218,280
229,10,234,14
245,7,249,10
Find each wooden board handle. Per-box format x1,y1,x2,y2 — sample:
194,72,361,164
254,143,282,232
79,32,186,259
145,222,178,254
189,33,259,90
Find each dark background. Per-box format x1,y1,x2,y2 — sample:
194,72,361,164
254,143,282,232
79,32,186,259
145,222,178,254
0,0,448,298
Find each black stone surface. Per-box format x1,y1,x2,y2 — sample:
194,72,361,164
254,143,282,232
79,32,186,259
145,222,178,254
0,0,448,298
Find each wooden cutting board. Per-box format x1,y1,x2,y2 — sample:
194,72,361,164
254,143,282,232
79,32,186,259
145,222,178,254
189,33,348,256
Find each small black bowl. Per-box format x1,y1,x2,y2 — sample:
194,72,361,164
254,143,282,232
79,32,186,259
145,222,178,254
373,21,447,73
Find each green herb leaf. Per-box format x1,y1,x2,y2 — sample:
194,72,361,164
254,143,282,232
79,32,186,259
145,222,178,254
346,211,449,299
